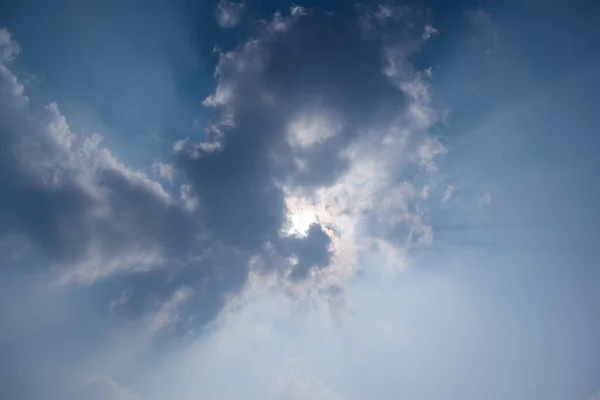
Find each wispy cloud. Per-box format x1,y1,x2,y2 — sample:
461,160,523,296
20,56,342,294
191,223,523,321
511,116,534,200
86,375,141,400
152,162,174,183
441,184,457,204
215,0,245,28
147,286,193,335
479,192,492,206
466,7,499,55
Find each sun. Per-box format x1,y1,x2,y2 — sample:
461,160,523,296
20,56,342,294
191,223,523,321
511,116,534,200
286,209,316,237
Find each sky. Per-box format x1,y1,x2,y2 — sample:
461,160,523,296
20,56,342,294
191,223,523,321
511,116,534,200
0,0,599,399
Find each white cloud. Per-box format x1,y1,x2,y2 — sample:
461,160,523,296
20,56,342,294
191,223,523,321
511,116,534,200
0,29,195,287
172,138,189,152
109,288,132,314
179,183,198,212
86,375,141,400
215,0,245,28
290,6,307,17
202,84,233,107
479,191,492,206
153,162,174,182
56,245,165,286
286,114,342,149
417,136,447,171
147,286,193,334
0,28,20,62
441,184,457,204
46,102,76,150
423,24,439,40
284,208,317,237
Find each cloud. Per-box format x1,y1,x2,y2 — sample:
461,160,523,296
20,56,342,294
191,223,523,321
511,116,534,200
0,28,214,331
113,258,575,400
0,57,197,285
466,8,498,55
0,1,446,377
276,359,345,400
2,2,599,399
152,162,174,183
441,184,457,204
215,0,245,28
177,6,445,294
479,191,492,206
0,28,20,62
146,286,193,335
86,375,141,400
422,24,439,40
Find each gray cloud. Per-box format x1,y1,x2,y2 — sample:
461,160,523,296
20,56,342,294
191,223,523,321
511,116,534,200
0,28,212,334
0,1,442,345
0,100,197,285
1,1,598,398
176,6,438,262
0,3,448,399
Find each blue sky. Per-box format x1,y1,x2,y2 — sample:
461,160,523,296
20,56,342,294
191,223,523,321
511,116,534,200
0,0,599,399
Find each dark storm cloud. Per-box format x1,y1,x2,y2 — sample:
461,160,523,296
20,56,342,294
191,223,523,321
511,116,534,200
176,6,423,254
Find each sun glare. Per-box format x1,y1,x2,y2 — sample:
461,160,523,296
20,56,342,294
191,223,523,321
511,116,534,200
287,209,316,237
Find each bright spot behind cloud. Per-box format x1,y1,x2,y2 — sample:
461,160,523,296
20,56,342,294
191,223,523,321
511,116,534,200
1,2,599,400
287,114,342,149
286,209,317,237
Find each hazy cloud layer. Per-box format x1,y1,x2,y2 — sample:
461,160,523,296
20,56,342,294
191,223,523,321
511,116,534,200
2,0,599,399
